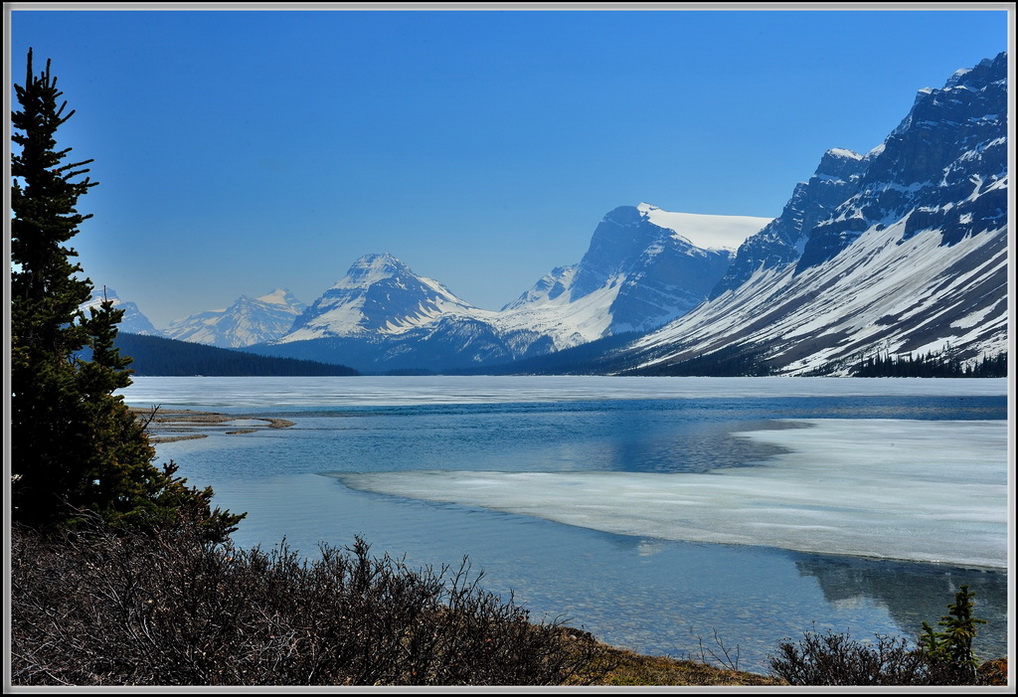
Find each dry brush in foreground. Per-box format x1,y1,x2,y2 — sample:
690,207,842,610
10,518,614,687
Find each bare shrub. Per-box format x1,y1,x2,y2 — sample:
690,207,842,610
770,586,994,687
11,518,610,686
769,630,932,686
768,628,992,687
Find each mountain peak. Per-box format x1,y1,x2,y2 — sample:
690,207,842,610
256,288,302,306
79,287,159,335
334,253,413,289
85,286,121,301
356,252,404,268
162,287,307,348
824,148,863,161
279,253,479,343
943,51,1006,90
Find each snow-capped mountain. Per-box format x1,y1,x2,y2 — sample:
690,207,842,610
251,254,546,371
162,288,306,348
497,204,770,348
79,287,160,335
117,52,1006,376
619,52,1008,376
279,253,485,342
255,211,768,372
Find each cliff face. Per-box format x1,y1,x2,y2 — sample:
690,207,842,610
796,52,1007,273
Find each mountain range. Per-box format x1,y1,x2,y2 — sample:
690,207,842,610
99,52,1008,376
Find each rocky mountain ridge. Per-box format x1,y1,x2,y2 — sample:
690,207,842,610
616,51,1008,376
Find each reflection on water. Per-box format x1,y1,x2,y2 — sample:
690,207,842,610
793,554,1008,661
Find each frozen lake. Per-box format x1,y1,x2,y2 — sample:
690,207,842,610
119,375,1011,674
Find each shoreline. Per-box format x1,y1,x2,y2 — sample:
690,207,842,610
132,407,295,443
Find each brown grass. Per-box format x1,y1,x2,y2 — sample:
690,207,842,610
570,641,785,686
131,408,295,439
149,434,209,443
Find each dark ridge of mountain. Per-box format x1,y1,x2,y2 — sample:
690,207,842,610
708,148,870,300
113,332,358,377
795,51,1008,273
448,331,646,376
246,319,556,375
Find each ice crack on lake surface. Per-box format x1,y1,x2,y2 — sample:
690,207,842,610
333,418,1008,569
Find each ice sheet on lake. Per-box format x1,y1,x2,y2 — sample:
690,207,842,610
333,419,1009,569
121,375,1007,408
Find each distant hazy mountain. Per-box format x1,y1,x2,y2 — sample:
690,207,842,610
251,253,543,371
615,52,1007,376
162,288,306,348
80,287,160,336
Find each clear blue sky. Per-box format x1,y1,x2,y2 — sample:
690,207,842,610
8,5,1011,327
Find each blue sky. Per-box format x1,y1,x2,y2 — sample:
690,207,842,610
8,6,1011,327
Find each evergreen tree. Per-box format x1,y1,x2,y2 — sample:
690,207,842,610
918,585,986,684
11,49,243,539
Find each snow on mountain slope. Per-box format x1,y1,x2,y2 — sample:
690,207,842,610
795,53,1007,274
629,213,1007,374
149,53,1006,376
162,288,306,348
493,277,623,349
636,203,774,251
263,207,769,371
254,254,550,372
79,287,160,336
623,52,1008,376
497,204,770,349
277,253,493,343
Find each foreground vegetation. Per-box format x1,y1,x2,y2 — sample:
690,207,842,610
11,516,614,686
10,516,1007,687
5,516,782,687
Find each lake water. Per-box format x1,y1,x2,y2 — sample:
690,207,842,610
119,375,1011,674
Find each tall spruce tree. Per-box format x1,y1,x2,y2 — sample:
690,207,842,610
11,49,243,539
